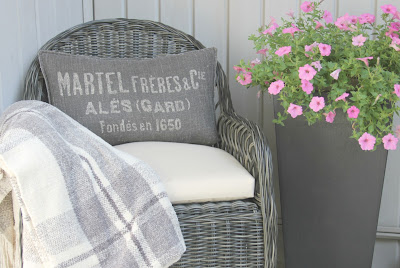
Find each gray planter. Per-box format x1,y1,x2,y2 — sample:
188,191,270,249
274,99,388,268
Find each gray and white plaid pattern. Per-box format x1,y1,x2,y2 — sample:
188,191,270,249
0,100,185,268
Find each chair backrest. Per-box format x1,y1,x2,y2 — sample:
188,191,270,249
23,18,233,114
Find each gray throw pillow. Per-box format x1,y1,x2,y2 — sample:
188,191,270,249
38,48,219,145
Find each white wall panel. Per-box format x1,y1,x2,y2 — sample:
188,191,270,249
94,0,126,19
83,0,94,22
0,0,84,113
228,0,262,124
17,0,39,72
194,0,228,72
373,240,400,268
266,0,299,19
0,0,27,113
55,0,83,33
338,0,375,16
35,0,58,47
127,0,159,21
160,0,193,35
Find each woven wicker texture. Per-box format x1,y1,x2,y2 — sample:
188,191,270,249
23,18,277,268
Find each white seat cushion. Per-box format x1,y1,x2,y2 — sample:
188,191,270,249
114,142,255,204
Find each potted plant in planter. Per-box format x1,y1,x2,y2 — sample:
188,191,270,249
235,1,400,267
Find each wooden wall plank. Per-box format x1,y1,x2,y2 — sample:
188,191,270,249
0,0,25,111
373,240,400,268
94,0,126,19
228,0,262,123
338,0,375,16
127,0,159,21
16,0,39,78
0,0,84,112
55,0,84,33
266,0,299,20
35,0,83,47
83,0,94,22
35,0,57,47
194,0,228,72
160,0,193,35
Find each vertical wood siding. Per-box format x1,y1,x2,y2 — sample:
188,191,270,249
0,0,84,114
1,0,399,267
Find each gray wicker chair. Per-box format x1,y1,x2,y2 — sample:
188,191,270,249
23,19,277,268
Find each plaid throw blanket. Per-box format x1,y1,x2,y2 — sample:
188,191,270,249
0,101,185,268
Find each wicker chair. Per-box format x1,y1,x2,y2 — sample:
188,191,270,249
23,19,277,268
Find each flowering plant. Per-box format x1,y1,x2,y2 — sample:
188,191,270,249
235,1,400,151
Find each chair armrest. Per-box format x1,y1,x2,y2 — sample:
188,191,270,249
216,111,277,268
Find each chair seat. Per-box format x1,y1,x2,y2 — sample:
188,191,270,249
114,142,255,204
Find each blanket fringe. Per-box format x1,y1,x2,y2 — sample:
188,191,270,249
12,191,22,268
0,233,14,268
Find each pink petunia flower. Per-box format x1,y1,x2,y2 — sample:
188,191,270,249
330,69,341,80
286,10,295,18
382,133,398,150
251,58,261,67
318,43,332,56
256,48,268,55
268,80,285,95
311,61,322,71
301,79,314,94
335,15,350,30
301,1,314,13
358,132,376,151
395,125,400,139
391,22,400,31
335,92,349,102
352,34,367,46
392,36,400,45
394,84,400,97
315,20,324,29
233,66,245,73
236,72,252,85
390,42,400,51
275,46,292,56
359,13,375,24
325,111,336,123
305,42,319,52
282,27,300,37
394,11,400,20
381,4,397,15
348,16,358,24
347,105,360,119
356,57,373,67
298,64,317,81
263,23,279,35
323,10,333,24
287,103,303,118
386,27,399,38
309,96,325,112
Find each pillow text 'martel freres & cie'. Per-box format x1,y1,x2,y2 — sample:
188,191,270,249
38,48,218,145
